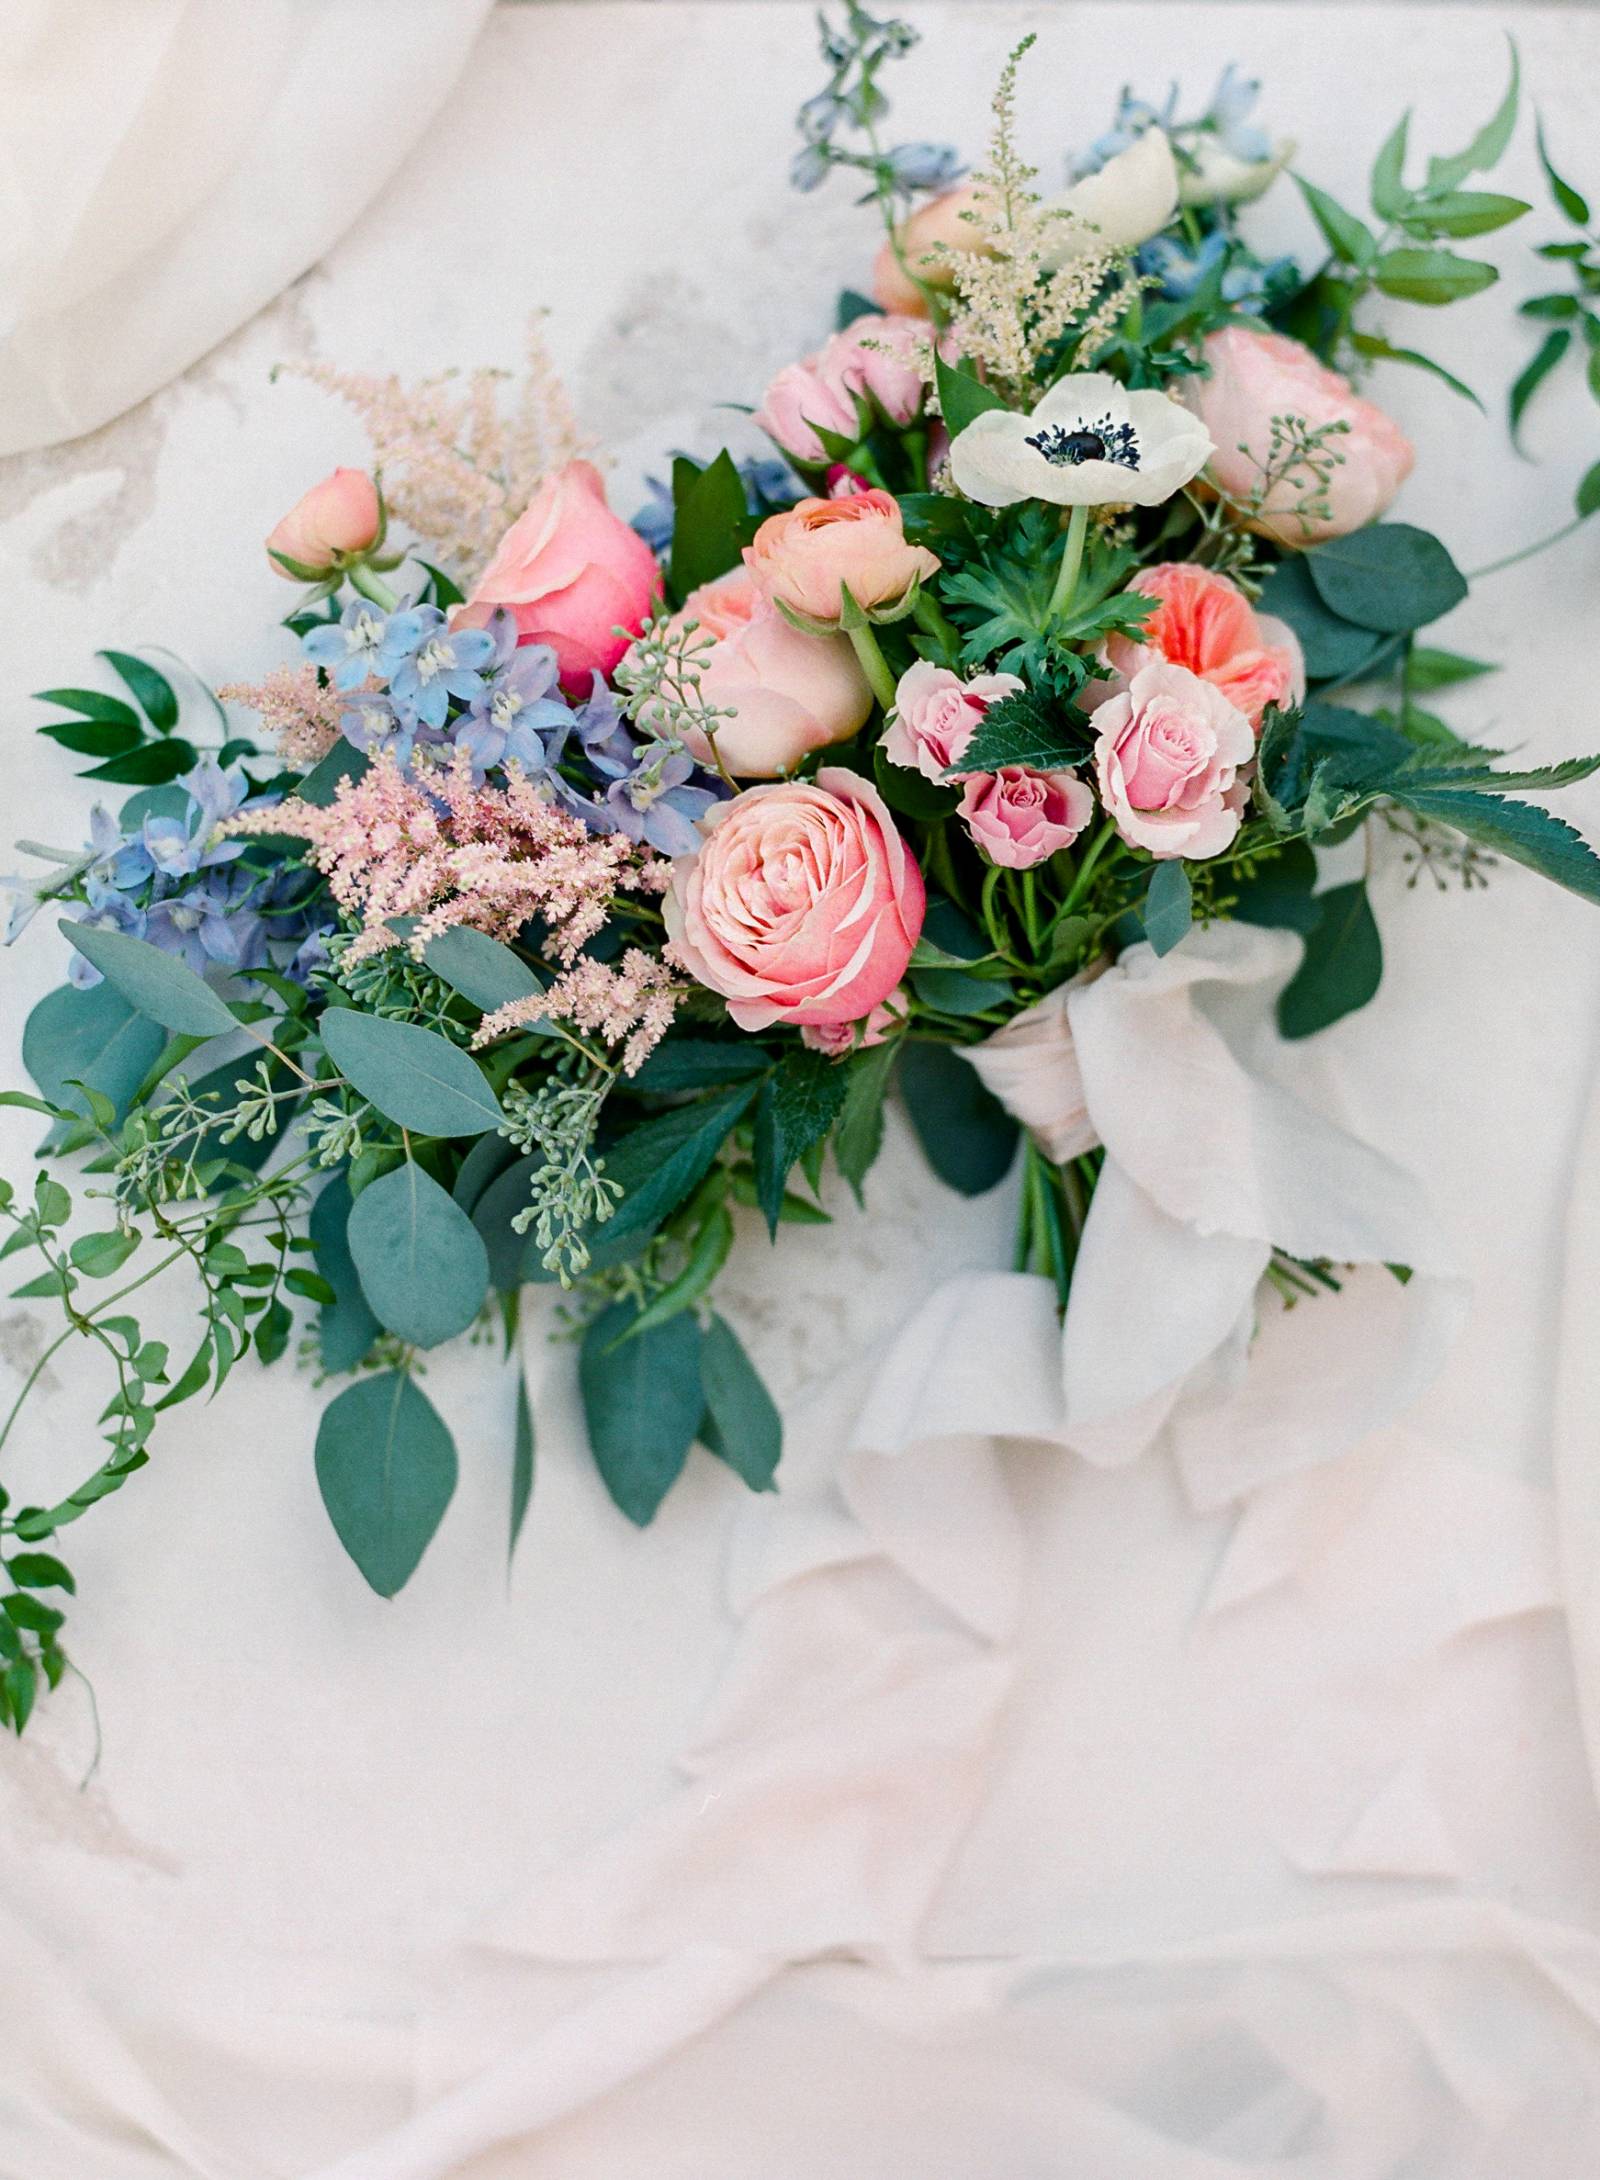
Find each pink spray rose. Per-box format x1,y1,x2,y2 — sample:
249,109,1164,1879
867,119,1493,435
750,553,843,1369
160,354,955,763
664,768,925,1031
744,490,940,627
1093,662,1255,860
1187,327,1415,545
1092,563,1305,731
266,468,381,577
755,313,927,466
872,183,985,316
801,990,907,1057
456,460,660,690
663,568,872,779
960,767,1095,870
883,661,1022,781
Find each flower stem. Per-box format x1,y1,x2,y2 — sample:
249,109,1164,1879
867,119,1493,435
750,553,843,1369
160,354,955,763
1468,514,1587,583
1046,503,1090,624
349,563,400,612
1059,818,1120,917
848,622,899,711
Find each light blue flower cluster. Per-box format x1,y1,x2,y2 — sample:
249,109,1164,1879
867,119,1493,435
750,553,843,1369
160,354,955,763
1072,66,1272,183
300,598,725,858
53,760,330,988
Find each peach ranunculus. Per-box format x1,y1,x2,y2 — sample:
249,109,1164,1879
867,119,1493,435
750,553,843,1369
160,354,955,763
800,989,907,1057
1186,327,1415,546
960,767,1095,869
883,661,1022,782
872,183,985,316
1091,563,1305,731
456,460,660,690
662,567,872,779
744,490,940,628
266,468,381,578
755,314,928,466
1093,661,1255,860
664,768,925,1031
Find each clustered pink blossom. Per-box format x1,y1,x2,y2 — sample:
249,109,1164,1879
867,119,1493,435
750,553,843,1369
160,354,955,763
217,664,345,766
477,949,679,1075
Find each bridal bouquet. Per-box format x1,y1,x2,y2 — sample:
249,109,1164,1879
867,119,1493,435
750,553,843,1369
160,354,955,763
2,9,1596,1731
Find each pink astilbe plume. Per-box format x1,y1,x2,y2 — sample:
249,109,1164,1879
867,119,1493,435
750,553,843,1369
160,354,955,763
217,663,344,766
236,752,681,1066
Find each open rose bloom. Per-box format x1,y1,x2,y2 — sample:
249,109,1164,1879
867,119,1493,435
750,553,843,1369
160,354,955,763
1093,662,1255,858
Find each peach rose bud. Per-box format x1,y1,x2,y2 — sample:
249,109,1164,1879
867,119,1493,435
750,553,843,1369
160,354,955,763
664,768,925,1031
872,182,985,317
266,467,382,580
743,490,940,630
457,460,660,691
800,989,907,1058
960,767,1095,869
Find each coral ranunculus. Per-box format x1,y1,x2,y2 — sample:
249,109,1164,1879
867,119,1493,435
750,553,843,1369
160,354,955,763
664,568,872,779
1092,562,1304,731
744,490,940,626
664,768,925,1030
457,460,660,690
1186,327,1415,545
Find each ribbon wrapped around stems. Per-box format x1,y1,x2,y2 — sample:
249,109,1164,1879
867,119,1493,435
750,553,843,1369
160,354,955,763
961,921,1469,1503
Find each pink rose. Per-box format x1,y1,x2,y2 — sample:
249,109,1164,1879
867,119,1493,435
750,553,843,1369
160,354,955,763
1091,563,1305,731
1187,328,1415,545
665,567,872,779
755,314,927,466
266,468,381,577
1093,662,1255,860
829,314,926,426
872,183,985,316
960,767,1094,869
744,490,940,627
883,661,1022,781
664,767,925,1030
754,358,862,467
457,460,660,690
801,990,907,1057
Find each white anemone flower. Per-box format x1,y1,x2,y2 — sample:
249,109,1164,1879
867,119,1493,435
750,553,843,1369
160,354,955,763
1041,130,1179,268
948,372,1214,511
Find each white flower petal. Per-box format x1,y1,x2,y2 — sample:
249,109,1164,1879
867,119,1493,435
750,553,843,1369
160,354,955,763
1041,131,1180,267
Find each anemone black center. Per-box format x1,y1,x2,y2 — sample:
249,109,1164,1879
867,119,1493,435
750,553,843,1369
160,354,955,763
1025,414,1141,471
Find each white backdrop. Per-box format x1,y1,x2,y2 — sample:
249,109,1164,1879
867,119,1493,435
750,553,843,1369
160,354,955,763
2,6,1600,2174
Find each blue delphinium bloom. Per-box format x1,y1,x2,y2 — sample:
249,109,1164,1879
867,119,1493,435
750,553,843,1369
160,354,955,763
143,876,266,979
1202,64,1271,163
1138,229,1294,311
881,142,965,196
385,607,497,733
455,636,572,779
599,745,722,857
85,804,154,892
630,476,677,555
340,693,422,767
142,759,250,881
67,881,148,986
302,598,399,691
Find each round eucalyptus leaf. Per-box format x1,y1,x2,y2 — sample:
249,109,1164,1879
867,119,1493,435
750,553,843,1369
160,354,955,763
64,922,236,1038
346,1161,489,1348
314,1371,457,1597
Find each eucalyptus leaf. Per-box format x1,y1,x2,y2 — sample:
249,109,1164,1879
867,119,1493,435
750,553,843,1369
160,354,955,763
1278,882,1384,1039
1304,524,1467,634
1141,859,1193,957
297,741,369,808
699,1315,781,1491
308,1174,382,1374
579,1300,703,1525
319,1009,505,1138
64,924,237,1038
898,1041,1018,1196
314,1371,457,1597
1256,557,1389,682
22,981,165,1124
346,1161,490,1348
510,1377,535,1561
421,927,544,1016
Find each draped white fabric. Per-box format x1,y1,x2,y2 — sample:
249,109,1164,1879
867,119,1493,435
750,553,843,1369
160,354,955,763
0,0,493,458
3,4,1600,2174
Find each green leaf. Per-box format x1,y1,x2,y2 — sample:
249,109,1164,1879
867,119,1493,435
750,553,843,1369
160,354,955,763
1230,839,1324,935
297,740,369,808
753,1051,849,1235
897,1041,1018,1196
936,352,1007,438
1406,647,1497,692
510,1375,535,1561
308,1174,382,1373
7,1552,75,1593
1577,461,1600,520
630,1040,773,1093
68,1230,139,1277
1370,111,1412,221
668,450,752,604
578,1301,702,1525
98,650,178,733
416,559,466,610
63,924,236,1038
600,1083,759,1244
314,1371,457,1597
34,686,141,730
255,1298,293,1365
22,982,165,1125
5,1659,35,1733
1387,785,1600,905
699,1315,781,1491
1406,190,1528,238
1510,329,1572,447
1373,249,1497,305
945,687,1085,775
1537,116,1590,226
1295,176,1377,266
1304,524,1468,634
1425,38,1519,192
910,896,1014,1018
833,1036,898,1204
79,739,198,785
1256,557,1390,683
1278,881,1384,1039
628,1200,734,1331
2,1593,63,1635
319,1009,505,1138
346,1161,490,1348
421,927,544,1016
37,717,142,759
873,742,960,822
450,1132,521,1217
1348,333,1482,411
1141,860,1192,957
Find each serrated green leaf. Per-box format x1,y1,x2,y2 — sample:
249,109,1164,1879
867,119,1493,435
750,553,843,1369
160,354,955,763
1386,783,1600,903
834,1036,898,1204
753,1051,849,1235
314,1371,457,1597
600,1082,759,1244
943,686,1085,775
